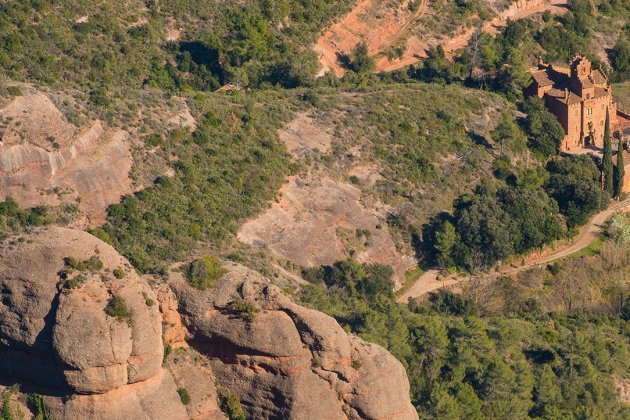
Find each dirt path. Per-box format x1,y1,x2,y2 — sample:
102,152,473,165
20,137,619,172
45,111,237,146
397,197,630,303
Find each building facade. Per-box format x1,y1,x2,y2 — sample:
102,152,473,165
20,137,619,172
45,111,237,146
528,55,619,152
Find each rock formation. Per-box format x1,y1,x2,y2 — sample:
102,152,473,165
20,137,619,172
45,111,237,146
0,227,187,419
0,87,133,226
0,227,417,419
171,262,418,420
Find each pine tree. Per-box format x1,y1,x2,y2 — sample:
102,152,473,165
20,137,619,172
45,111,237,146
435,221,457,269
615,140,625,199
603,108,613,195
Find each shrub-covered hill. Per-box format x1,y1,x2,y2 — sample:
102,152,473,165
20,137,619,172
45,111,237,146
299,258,630,419
91,82,530,275
0,0,354,90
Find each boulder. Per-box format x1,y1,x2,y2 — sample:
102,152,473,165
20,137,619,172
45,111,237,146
0,227,418,420
171,261,418,420
0,227,188,420
0,227,162,394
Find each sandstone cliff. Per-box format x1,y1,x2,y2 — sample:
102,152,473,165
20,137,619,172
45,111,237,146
0,227,417,419
0,88,133,226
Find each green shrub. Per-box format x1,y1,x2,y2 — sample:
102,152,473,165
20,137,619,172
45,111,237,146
113,268,126,279
28,394,49,420
1,393,14,420
63,256,103,272
177,388,191,405
186,256,228,290
232,299,259,322
105,296,130,321
219,388,246,420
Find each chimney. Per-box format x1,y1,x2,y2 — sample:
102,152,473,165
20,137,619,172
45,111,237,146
564,88,569,102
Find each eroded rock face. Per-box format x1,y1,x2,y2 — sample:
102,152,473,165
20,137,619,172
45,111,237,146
0,227,417,419
0,87,133,226
171,262,418,420
237,175,417,287
0,227,162,394
0,227,189,420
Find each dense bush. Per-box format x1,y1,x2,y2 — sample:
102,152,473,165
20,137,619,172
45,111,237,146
545,155,610,228
609,34,630,82
177,388,191,405
432,181,563,270
186,256,228,290
218,388,247,420
105,296,130,321
522,97,565,158
0,197,48,238
299,260,630,419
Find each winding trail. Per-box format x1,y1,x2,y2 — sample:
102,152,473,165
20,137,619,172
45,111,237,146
397,198,630,303
315,0,569,75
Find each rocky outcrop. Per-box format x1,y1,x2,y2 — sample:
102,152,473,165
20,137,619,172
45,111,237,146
171,262,418,420
0,227,418,419
0,87,132,226
0,227,187,419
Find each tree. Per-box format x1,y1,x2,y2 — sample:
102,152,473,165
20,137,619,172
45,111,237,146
609,35,630,82
523,97,565,157
452,184,517,269
603,108,613,195
349,41,375,74
434,221,457,268
492,111,525,155
545,155,609,228
615,140,625,199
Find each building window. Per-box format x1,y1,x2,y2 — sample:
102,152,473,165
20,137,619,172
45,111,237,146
587,108,593,116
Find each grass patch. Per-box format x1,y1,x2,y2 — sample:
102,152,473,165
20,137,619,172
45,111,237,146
566,234,607,259
395,267,425,298
186,256,228,290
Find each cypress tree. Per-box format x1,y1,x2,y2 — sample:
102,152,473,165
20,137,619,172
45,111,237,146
603,108,613,195
615,140,625,199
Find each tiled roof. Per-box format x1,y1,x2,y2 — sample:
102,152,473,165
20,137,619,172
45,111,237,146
580,77,594,88
593,87,609,98
545,88,581,105
531,70,553,86
592,69,607,84
530,66,569,88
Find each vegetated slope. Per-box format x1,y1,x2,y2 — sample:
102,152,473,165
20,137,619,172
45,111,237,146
238,83,521,285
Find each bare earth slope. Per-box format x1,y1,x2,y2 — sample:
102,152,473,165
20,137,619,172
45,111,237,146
315,0,568,75
238,175,416,283
0,87,132,226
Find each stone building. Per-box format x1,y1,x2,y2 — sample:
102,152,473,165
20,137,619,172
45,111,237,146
528,55,630,152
